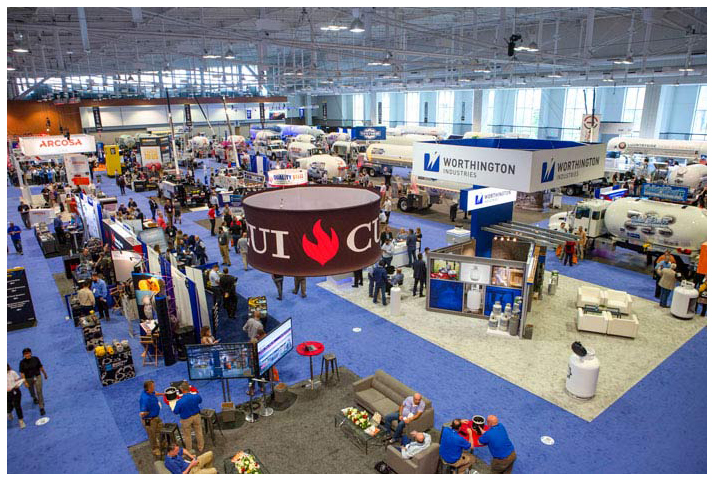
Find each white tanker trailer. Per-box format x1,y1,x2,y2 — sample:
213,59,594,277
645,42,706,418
666,163,707,193
190,136,210,153
550,197,707,265
607,137,707,160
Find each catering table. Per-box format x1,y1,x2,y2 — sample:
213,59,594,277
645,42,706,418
296,341,324,390
391,241,409,267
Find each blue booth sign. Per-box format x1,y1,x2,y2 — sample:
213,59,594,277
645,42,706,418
641,183,689,202
352,126,386,141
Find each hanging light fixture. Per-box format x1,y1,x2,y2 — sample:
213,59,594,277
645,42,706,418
350,18,365,33
224,47,235,60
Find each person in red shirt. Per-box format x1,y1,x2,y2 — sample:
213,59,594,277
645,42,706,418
564,240,577,266
208,206,216,236
156,213,167,230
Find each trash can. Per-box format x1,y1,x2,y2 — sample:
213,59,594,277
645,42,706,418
547,279,557,295
389,287,402,315
566,342,600,399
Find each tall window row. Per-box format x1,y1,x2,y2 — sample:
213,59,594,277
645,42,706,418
691,85,707,140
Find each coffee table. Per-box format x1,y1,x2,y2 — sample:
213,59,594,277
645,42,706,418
334,412,387,455
223,449,269,474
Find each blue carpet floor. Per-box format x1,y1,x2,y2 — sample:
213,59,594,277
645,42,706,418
6,163,706,474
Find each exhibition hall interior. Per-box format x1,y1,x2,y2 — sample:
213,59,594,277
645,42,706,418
6,5,708,475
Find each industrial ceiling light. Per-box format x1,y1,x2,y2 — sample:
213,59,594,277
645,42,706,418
614,56,634,65
646,79,655,85
458,78,471,82
547,71,563,78
7,66,16,71
224,48,235,60
12,47,29,53
367,61,384,66
603,74,614,82
473,65,491,73
527,42,539,52
678,67,694,72
349,18,365,33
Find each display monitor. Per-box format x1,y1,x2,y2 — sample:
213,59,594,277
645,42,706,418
186,343,255,381
257,318,294,374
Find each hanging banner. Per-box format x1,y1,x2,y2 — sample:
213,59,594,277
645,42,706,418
259,103,266,125
323,103,328,119
65,153,91,186
466,187,517,211
241,186,381,276
7,267,37,331
19,134,96,156
132,272,166,320
92,106,103,132
424,102,429,124
184,104,193,127
352,126,387,141
246,109,252,120
138,137,163,169
378,102,383,124
267,169,309,187
461,101,466,122
299,108,305,119
580,114,601,142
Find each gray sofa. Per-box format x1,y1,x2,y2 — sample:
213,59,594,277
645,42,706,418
154,460,170,474
385,442,440,474
351,369,434,434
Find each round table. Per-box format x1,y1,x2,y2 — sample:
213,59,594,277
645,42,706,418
296,341,324,390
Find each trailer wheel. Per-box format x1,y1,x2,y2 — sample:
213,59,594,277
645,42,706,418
368,168,376,177
398,197,409,212
565,186,576,196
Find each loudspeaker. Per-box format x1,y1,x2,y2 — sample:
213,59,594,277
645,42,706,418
155,296,176,366
174,325,196,361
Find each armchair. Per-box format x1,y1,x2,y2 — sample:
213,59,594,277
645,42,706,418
577,286,604,308
576,307,611,334
607,314,639,338
604,290,633,315
385,443,440,474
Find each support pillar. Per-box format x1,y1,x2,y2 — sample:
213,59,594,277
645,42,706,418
639,84,662,139
472,89,483,133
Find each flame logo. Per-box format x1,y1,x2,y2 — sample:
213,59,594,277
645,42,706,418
302,219,339,266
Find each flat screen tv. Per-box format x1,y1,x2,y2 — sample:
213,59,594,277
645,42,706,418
186,343,255,381
257,318,293,374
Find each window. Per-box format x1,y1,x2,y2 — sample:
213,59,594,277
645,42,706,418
378,93,390,126
691,85,707,140
436,90,455,130
405,92,420,125
513,89,541,137
562,88,595,141
622,86,646,135
482,90,496,133
352,94,364,126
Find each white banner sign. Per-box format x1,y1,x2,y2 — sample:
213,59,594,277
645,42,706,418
466,188,517,212
267,169,309,187
580,114,601,142
19,134,96,156
413,141,606,192
64,154,91,187
28,208,55,227
139,145,162,168
600,121,634,136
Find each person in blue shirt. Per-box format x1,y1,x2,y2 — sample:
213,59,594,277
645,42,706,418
91,273,110,321
172,382,204,453
372,261,388,306
164,443,217,474
477,415,516,474
53,214,65,244
439,419,476,473
7,222,23,255
139,380,165,456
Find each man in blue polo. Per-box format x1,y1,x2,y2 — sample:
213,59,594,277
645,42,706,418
91,273,110,321
172,381,204,453
164,443,217,474
439,419,476,473
477,415,516,474
8,222,23,255
139,380,164,456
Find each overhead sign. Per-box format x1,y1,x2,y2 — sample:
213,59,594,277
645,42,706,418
259,103,266,125
412,139,606,193
246,109,252,120
580,114,601,142
377,102,383,124
92,106,103,132
268,169,309,187
323,103,328,119
466,187,517,212
641,183,689,202
424,102,429,124
600,121,633,136
184,104,193,127
352,126,387,141
19,134,96,156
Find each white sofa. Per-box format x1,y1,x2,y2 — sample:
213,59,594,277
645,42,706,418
604,289,633,315
577,286,605,308
576,307,612,334
607,314,639,338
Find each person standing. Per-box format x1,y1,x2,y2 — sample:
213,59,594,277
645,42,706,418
477,415,517,474
576,226,587,260
19,348,48,416
242,310,264,341
230,218,242,253
218,227,231,266
372,261,388,305
18,200,30,229
237,233,250,271
381,238,394,268
148,198,158,220
411,253,427,297
292,276,307,298
172,382,204,454
207,205,216,236
8,222,23,255
352,268,363,288
7,364,26,429
77,281,96,316
222,208,233,231
563,239,577,266
91,273,110,321
139,380,164,457
383,196,393,224
657,263,678,308
272,274,284,300
164,200,175,227
219,268,238,318
406,229,417,267
117,174,126,195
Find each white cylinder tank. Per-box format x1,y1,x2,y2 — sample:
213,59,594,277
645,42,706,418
670,281,700,319
603,198,707,251
666,163,707,191
566,349,600,399
190,136,210,151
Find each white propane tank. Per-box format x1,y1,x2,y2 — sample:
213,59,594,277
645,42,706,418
670,280,700,319
295,134,316,144
297,154,347,178
607,137,707,158
603,198,707,251
488,302,501,329
190,136,210,152
566,342,600,399
667,163,707,191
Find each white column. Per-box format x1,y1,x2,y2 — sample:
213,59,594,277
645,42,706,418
305,95,313,125
368,91,378,126
472,89,483,132
639,84,662,139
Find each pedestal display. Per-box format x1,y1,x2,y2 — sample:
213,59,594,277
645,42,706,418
95,340,136,386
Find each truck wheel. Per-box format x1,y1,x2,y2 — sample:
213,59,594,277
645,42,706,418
565,186,576,196
368,168,376,177
398,197,409,212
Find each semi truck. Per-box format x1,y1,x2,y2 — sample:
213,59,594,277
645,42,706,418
254,131,288,161
287,141,323,161
360,143,413,176
549,197,707,267
331,140,366,163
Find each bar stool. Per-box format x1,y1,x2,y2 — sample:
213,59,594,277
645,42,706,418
200,408,225,445
159,422,185,453
437,458,459,474
320,353,340,384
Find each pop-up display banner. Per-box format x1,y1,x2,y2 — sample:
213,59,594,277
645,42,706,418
412,138,606,193
65,153,91,186
267,169,308,187
242,186,381,276
19,134,96,156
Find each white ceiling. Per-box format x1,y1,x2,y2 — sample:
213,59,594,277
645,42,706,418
7,7,707,96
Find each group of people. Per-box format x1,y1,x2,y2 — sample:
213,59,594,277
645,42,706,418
653,250,707,313
7,348,49,428
555,222,588,266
